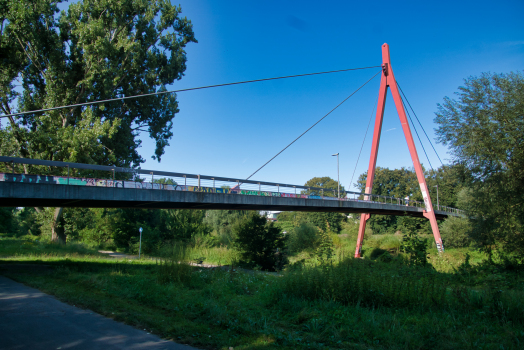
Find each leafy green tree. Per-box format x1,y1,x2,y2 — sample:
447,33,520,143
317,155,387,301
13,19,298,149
233,211,287,271
434,72,524,254
0,0,196,243
303,176,344,197
299,176,346,233
153,178,177,185
356,166,463,235
163,209,210,243
204,210,248,245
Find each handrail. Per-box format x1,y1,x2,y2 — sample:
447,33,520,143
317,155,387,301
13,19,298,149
0,156,464,215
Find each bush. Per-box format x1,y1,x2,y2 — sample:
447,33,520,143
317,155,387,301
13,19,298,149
287,223,319,253
233,211,288,271
400,231,428,267
440,216,473,248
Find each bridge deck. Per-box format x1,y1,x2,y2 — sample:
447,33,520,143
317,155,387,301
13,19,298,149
0,182,455,219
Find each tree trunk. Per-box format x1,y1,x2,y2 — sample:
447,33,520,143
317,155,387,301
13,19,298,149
51,207,66,244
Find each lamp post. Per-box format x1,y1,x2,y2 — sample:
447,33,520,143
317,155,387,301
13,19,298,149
332,153,339,198
434,185,439,210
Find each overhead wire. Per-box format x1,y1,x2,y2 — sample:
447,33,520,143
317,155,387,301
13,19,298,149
245,69,382,181
399,92,435,172
0,65,382,119
398,82,444,166
349,93,378,190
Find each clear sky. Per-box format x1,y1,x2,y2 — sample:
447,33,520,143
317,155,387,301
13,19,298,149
73,1,524,190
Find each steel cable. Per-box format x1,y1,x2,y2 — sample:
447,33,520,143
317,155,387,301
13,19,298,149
0,65,382,119
245,69,382,181
398,83,444,166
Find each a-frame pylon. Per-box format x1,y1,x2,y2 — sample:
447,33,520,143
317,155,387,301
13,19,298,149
354,43,444,258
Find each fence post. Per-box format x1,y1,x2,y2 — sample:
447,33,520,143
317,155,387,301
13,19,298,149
67,165,70,185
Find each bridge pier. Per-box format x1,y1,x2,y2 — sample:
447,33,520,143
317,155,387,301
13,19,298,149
355,43,444,258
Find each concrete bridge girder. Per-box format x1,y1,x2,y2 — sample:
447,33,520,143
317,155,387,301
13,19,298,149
0,182,453,220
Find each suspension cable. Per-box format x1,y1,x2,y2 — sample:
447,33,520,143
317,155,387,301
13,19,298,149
0,65,382,119
398,82,444,166
245,69,382,181
399,91,435,172
349,94,378,190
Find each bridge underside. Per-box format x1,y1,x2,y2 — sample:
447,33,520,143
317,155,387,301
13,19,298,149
0,183,452,219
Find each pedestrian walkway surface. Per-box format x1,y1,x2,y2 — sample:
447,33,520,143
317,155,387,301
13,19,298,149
0,275,200,350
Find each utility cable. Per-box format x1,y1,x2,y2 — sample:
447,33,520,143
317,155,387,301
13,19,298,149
398,82,444,166
349,94,378,190
0,65,382,119
245,69,382,181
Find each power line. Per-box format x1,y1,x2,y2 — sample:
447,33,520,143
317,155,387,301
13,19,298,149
245,69,382,181
0,65,382,119
398,82,444,166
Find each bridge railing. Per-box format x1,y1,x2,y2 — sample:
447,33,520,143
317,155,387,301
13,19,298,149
0,156,464,215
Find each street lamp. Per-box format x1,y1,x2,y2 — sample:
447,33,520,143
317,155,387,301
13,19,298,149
332,153,340,198
433,185,439,210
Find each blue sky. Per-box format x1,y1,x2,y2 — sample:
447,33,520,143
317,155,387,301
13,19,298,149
70,1,524,190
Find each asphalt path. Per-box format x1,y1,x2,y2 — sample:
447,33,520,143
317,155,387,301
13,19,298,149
0,275,200,350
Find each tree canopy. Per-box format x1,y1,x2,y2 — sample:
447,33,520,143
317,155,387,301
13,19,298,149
434,71,524,254
303,176,344,197
0,0,196,242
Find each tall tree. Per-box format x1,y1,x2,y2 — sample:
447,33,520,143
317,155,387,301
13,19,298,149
434,71,524,254
355,166,463,235
0,0,196,243
301,176,346,232
303,176,344,197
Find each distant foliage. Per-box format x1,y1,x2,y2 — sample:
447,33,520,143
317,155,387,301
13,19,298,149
287,223,320,253
440,216,473,248
204,210,248,246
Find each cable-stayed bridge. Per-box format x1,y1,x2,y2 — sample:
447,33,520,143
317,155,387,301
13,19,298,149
0,157,462,220
0,43,460,255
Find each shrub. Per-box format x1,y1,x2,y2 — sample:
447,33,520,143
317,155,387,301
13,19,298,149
400,231,428,267
316,230,334,266
232,211,288,271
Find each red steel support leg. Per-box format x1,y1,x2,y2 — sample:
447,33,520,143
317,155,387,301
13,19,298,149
354,69,388,258
354,43,444,258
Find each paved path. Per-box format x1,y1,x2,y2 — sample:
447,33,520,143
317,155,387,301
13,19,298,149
0,275,200,350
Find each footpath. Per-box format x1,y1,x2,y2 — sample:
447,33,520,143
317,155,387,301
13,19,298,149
0,275,200,350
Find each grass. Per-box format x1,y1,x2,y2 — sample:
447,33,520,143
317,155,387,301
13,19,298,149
1,234,524,349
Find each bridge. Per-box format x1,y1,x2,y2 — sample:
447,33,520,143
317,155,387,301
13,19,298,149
0,157,461,220
0,43,462,256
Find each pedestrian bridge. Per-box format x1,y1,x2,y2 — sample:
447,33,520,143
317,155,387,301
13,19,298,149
0,157,462,219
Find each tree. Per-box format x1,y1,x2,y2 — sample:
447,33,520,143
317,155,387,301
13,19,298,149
233,211,287,271
303,176,344,197
0,0,196,243
355,166,463,235
434,71,524,254
204,210,248,245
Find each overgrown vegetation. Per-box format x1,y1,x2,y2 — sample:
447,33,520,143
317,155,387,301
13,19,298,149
1,51,523,348
2,234,524,350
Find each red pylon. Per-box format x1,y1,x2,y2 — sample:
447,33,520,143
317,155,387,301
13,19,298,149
354,43,444,258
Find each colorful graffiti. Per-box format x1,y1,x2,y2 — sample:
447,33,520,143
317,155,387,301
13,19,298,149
0,172,437,210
